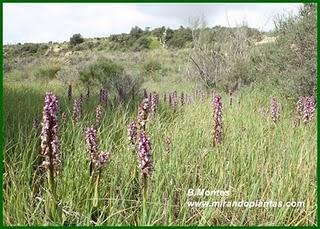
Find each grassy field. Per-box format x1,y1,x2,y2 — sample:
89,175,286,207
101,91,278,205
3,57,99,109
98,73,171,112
3,80,316,226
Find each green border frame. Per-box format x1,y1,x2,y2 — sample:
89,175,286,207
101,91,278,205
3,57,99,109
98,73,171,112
1,1,318,228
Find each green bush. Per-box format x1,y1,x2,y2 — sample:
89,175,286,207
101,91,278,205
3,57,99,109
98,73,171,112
142,60,161,75
129,26,144,39
131,36,151,51
56,66,80,85
34,61,62,81
166,26,193,48
70,33,84,46
149,37,161,49
79,58,142,102
251,3,316,97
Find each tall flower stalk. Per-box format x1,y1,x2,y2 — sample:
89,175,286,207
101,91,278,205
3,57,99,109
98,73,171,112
127,121,140,209
213,94,223,146
171,91,177,111
128,121,138,146
148,93,152,105
40,92,61,221
99,88,108,106
303,96,316,123
229,91,233,106
95,105,103,126
271,97,280,123
85,127,111,209
143,89,148,98
180,92,184,106
150,92,159,116
137,98,149,131
86,85,90,100
137,131,152,221
67,85,72,101
296,96,304,117
73,98,82,122
164,136,172,153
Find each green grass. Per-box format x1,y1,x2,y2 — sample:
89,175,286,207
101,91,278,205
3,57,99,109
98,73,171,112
3,81,316,226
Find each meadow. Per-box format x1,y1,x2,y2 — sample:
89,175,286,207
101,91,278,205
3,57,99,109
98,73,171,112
3,79,316,226
3,4,317,225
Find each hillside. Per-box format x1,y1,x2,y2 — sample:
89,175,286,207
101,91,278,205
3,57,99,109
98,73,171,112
4,25,264,73
3,3,317,226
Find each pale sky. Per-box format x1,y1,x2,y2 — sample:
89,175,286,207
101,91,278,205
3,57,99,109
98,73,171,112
3,3,302,44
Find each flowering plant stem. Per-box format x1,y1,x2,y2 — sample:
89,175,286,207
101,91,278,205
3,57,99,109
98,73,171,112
93,172,100,208
45,165,58,223
142,174,148,224
89,171,101,223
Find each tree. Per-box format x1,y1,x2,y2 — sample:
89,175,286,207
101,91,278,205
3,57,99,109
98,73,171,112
188,17,253,91
276,3,317,96
130,26,144,39
70,33,84,46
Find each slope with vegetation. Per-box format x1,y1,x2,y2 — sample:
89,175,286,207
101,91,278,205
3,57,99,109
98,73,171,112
3,3,317,226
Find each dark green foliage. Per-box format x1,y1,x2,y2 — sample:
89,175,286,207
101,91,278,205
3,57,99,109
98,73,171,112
142,60,161,75
250,3,316,97
79,58,124,87
141,60,162,81
70,33,84,46
34,62,62,81
132,36,151,51
151,26,166,38
130,26,144,39
79,58,142,102
20,43,39,54
166,26,192,48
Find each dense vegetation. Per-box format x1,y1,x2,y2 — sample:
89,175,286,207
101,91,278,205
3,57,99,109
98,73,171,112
3,3,316,226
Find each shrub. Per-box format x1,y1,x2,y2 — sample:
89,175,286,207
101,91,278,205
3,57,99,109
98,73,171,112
70,33,84,46
132,36,151,51
250,3,317,97
130,26,144,39
34,61,62,81
79,58,142,102
142,60,161,76
275,3,317,97
19,43,39,55
56,66,80,85
149,37,161,49
166,26,193,48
